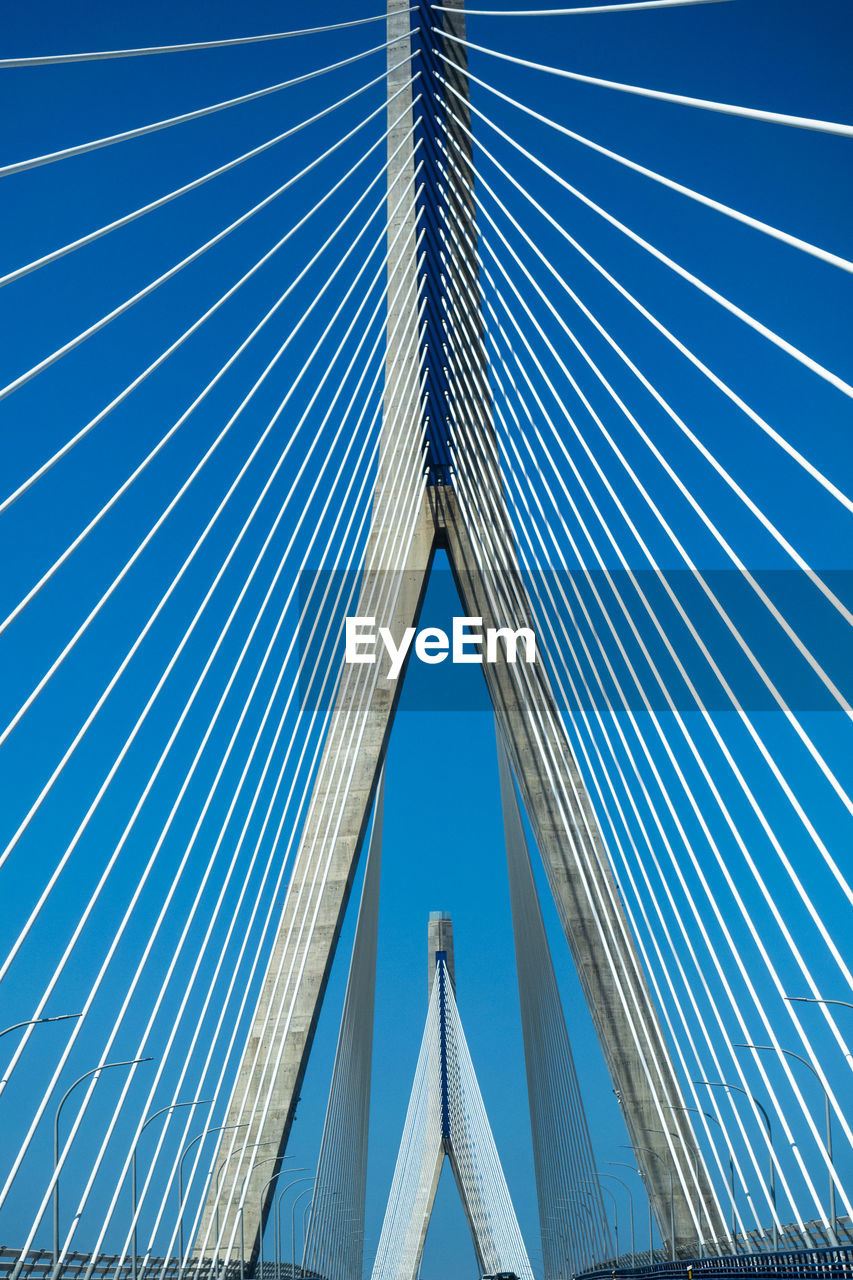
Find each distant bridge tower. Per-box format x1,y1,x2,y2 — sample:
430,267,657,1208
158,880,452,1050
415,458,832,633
369,914,534,1280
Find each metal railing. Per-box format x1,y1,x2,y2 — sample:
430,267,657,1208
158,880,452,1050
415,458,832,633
578,1243,853,1280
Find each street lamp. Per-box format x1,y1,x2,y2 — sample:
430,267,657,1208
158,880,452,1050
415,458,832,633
213,1140,276,1276
237,1152,281,1279
734,1042,838,1245
622,1144,675,1260
292,1181,316,1279
131,1097,211,1280
608,1161,653,1260
784,997,853,1011
238,1154,293,1278
177,1121,249,1266
273,1172,310,1276
598,1173,635,1266
581,1180,618,1261
558,1193,599,1272
1,1014,81,1040
645,1127,704,1257
52,1057,151,1269
668,1104,738,1240
695,1079,778,1250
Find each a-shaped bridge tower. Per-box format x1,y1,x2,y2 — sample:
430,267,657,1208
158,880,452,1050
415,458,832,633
370,915,534,1280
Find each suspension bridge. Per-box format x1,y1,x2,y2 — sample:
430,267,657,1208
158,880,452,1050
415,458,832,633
0,1,851,1279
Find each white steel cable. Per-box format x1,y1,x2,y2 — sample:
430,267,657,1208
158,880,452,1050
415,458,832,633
143,295,428,1274
447,442,763,1237
450,264,845,1223
451,389,757,1239
204,424,430,1258
463,324,803,1237
12,227,422,1259
0,33,414,178
203,447,430,1266
371,977,442,1280
432,254,722,1254
203,455,430,1263
466,211,853,964
471,433,824,1236
93,268,427,1269
0,181,421,1065
463,199,853,942
72,289,415,1267
303,772,384,1280
437,110,853,629
202,358,427,1228
189,270,428,1253
437,120,853,851
0,66,417,290
458,215,850,1146
444,970,534,1279
2,317,389,1249
440,403,710,1240
436,104,853,884
147,325,428,1273
445,212,783,1239
437,95,850,513
0,12,414,67
0,98,421,629
491,426,758,1240
0,183,419,1118
435,259,750,1234
436,56,853,275
75,298,425,1276
498,728,612,1271
436,82,853,400
435,0,730,13
439,29,853,137
0,95,419,567
0,155,419,807
0,51,418,403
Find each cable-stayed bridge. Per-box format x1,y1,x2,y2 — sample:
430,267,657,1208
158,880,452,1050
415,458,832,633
0,2,851,1279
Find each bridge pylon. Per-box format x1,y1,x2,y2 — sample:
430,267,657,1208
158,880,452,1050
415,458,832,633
369,914,534,1280
197,0,726,1267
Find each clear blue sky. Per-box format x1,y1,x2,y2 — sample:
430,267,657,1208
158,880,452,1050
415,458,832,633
0,1,851,1276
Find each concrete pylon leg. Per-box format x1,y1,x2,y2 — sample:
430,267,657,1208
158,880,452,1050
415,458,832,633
196,499,437,1266
429,0,724,1254
434,487,726,1251
196,1,434,1262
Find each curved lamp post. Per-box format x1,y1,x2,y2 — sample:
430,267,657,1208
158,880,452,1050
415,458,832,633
695,1079,778,1250
53,1057,151,1268
608,1161,653,1259
735,1041,838,1245
291,1182,316,1279
587,1181,618,1260
177,1121,249,1267
622,1144,675,1260
785,997,853,1012
238,1153,294,1278
645,1126,705,1257
1,1014,80,1040
213,1141,276,1277
272,1171,310,1276
668,1103,738,1239
131,1097,211,1280
599,1172,635,1265
558,1192,599,1272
